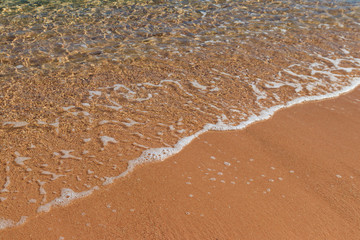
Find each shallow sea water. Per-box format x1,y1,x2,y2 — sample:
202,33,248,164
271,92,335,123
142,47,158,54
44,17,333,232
0,0,360,228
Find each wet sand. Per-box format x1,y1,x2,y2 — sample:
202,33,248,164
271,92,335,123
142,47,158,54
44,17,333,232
2,87,360,239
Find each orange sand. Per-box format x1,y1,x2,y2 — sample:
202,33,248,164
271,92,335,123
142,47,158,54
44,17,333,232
2,87,360,239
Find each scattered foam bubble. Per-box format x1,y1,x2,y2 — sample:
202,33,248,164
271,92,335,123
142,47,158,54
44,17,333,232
14,152,31,166
1,176,10,193
37,181,47,195
121,119,142,127
89,91,102,100
2,121,28,128
59,150,81,160
100,136,118,147
40,171,65,181
190,80,207,91
62,106,75,111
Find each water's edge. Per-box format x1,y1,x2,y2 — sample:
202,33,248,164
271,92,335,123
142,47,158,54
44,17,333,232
2,76,357,231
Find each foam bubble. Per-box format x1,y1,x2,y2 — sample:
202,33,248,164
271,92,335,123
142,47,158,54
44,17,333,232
190,80,207,91
100,136,118,146
37,187,99,213
2,121,28,128
14,153,31,166
0,216,28,230
1,176,10,193
59,150,82,160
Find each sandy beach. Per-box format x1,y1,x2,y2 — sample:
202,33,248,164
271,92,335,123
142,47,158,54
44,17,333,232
1,0,360,239
1,86,359,239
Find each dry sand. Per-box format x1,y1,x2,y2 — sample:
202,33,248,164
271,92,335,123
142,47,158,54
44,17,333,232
2,87,360,239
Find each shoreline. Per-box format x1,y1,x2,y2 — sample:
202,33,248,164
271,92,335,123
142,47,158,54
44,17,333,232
1,0,360,238
105,77,360,186
1,85,360,239
31,77,360,216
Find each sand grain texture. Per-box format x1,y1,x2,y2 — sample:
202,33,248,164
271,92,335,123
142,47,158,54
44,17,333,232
2,87,360,240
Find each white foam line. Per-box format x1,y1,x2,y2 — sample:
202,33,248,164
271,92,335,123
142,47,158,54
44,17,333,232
104,77,360,185
13,77,360,229
37,187,99,213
